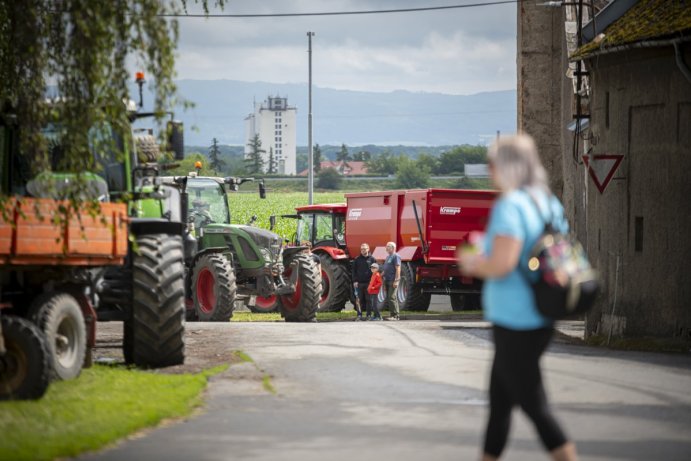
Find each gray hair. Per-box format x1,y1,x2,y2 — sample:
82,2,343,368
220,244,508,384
386,241,396,250
487,133,550,193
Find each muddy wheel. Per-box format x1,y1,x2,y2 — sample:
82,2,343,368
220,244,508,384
192,253,236,321
28,292,86,380
317,255,350,312
248,295,280,313
124,233,185,368
280,254,320,322
0,315,51,400
399,262,431,311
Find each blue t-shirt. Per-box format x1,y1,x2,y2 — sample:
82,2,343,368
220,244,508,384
382,253,401,282
482,188,568,330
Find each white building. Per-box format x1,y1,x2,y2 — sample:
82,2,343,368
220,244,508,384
244,96,297,175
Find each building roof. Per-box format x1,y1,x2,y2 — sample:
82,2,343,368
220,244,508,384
571,0,691,60
298,161,369,176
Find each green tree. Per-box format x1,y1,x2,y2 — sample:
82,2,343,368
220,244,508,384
352,150,371,162
316,167,342,190
167,152,217,176
245,134,265,175
365,151,398,175
395,158,430,189
336,143,350,171
313,143,323,173
416,153,439,174
208,138,226,173
267,147,276,174
0,0,223,178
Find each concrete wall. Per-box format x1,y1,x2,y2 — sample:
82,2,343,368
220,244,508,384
579,47,691,338
517,2,565,198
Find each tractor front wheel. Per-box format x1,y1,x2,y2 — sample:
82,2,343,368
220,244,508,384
192,253,236,321
280,254,320,322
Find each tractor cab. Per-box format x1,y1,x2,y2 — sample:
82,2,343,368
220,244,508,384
294,203,348,252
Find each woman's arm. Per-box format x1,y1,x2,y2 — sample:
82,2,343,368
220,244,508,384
458,235,522,279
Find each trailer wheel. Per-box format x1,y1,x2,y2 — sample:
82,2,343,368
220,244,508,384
29,292,86,380
248,294,280,313
0,315,51,400
399,262,431,311
124,233,185,368
280,254,320,322
192,253,236,321
317,255,350,312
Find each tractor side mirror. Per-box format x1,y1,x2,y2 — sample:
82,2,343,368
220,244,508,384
259,180,266,199
167,120,184,161
269,215,276,231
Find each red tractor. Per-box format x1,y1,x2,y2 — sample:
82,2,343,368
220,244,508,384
291,188,497,312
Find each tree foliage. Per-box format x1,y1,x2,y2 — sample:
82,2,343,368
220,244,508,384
316,167,342,190
395,157,430,189
245,133,265,175
313,143,322,173
208,137,225,173
365,151,399,175
0,0,222,179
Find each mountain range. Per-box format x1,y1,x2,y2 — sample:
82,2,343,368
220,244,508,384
140,80,517,147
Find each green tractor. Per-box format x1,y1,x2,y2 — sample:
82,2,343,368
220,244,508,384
0,78,186,398
157,173,321,322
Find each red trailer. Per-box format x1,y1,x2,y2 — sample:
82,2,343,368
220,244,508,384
293,188,497,312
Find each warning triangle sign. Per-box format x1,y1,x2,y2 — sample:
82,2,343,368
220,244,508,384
582,154,624,194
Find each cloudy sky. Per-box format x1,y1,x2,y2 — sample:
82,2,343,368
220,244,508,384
172,0,517,96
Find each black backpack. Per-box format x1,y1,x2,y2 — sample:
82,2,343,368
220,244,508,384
522,193,600,320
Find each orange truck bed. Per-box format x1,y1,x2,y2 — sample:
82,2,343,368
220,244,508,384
0,198,128,266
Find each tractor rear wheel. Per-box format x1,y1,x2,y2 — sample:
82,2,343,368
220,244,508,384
317,255,350,312
124,233,185,368
192,253,236,321
28,292,86,380
280,254,320,322
0,315,51,400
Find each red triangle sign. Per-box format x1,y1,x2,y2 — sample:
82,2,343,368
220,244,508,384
582,154,624,194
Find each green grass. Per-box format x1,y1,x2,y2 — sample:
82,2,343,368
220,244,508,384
0,364,227,461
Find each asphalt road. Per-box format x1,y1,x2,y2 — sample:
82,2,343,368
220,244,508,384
80,318,691,461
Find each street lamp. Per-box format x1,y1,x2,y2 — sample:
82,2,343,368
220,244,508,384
307,31,315,204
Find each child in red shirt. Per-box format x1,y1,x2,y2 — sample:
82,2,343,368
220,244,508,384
367,263,383,321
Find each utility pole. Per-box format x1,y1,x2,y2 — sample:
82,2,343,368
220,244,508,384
307,31,315,204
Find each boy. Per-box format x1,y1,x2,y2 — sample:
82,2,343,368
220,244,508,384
367,263,383,321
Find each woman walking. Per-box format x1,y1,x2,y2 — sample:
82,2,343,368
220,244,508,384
457,134,578,461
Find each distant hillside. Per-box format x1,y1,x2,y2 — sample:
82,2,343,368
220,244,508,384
153,80,516,147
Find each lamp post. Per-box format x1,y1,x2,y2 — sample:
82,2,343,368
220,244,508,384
307,31,315,204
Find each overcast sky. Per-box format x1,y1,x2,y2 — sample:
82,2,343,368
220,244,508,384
171,0,517,96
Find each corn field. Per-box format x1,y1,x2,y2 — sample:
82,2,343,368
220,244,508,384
227,191,345,240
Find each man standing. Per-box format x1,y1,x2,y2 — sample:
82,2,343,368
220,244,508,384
351,243,376,321
382,241,401,321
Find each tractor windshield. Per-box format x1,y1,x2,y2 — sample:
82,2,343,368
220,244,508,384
187,177,229,225
296,212,340,246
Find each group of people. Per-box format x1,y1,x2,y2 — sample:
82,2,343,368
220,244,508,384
351,241,401,321
302,133,578,460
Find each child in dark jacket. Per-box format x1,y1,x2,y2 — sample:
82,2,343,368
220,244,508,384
367,263,383,320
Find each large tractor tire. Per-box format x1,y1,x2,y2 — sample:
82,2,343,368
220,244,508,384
280,254,320,322
399,262,431,311
248,294,280,313
192,253,236,321
0,315,51,400
317,255,350,312
28,292,86,380
124,233,185,368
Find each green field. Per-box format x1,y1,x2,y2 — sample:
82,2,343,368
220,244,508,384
227,191,345,240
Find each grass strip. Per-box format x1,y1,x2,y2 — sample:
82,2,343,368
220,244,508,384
0,364,225,461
